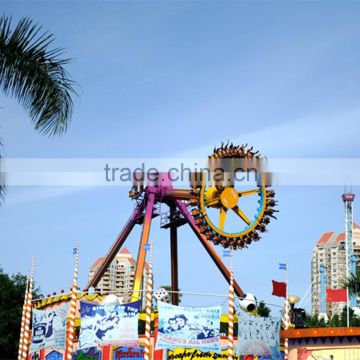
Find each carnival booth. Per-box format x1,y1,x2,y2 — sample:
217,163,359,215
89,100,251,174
282,327,360,360
25,291,282,360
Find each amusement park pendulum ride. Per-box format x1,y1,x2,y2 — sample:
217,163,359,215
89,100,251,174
85,143,277,305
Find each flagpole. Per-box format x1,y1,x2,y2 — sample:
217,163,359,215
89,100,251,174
284,262,290,360
347,287,350,327
285,260,289,302
18,270,30,360
22,256,35,360
144,242,153,360
66,244,80,360
227,249,235,360
345,234,350,327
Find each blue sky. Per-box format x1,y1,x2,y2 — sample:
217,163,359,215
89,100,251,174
1,0,360,312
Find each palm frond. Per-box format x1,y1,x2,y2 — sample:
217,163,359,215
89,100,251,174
0,137,5,206
0,16,76,136
342,271,360,297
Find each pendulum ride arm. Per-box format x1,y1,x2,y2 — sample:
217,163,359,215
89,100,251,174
85,200,146,291
131,191,156,302
176,200,245,298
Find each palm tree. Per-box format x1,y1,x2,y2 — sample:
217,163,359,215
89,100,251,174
0,15,76,203
342,271,360,298
0,138,4,203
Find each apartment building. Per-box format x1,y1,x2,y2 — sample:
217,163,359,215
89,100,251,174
88,247,148,305
311,224,360,316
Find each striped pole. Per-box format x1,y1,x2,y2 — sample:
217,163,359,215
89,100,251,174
283,264,290,360
22,256,35,360
66,244,80,360
144,242,153,360
227,249,235,360
18,271,29,360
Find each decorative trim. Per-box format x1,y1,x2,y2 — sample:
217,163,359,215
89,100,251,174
281,327,360,339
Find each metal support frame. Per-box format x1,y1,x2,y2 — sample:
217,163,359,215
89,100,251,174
131,192,156,302
176,200,245,297
86,183,246,300
85,200,145,290
343,194,357,309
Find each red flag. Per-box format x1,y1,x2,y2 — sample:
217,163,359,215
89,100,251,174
326,288,347,302
272,280,287,298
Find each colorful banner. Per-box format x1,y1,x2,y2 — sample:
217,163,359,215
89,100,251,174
167,348,270,360
30,304,68,352
72,347,102,360
168,348,233,360
112,346,144,360
236,312,281,359
156,302,221,353
78,300,141,349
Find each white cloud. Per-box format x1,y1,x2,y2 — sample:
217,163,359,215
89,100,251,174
176,107,360,158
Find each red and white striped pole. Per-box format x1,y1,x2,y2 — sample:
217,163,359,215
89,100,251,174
66,244,80,360
144,242,153,360
22,256,35,360
227,249,235,360
18,272,29,360
283,264,290,360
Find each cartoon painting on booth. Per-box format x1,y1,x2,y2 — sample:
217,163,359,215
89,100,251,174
156,302,222,353
78,300,141,349
297,347,360,360
236,311,281,359
30,304,68,352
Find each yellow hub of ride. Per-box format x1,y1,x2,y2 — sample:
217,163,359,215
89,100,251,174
220,187,239,209
199,180,267,239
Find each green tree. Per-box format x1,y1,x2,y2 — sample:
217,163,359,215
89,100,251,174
0,15,76,203
301,307,360,329
0,267,40,358
339,306,360,327
342,271,360,298
303,313,321,328
329,314,340,328
256,301,271,317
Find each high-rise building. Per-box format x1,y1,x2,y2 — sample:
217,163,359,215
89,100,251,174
311,224,360,316
88,248,148,305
